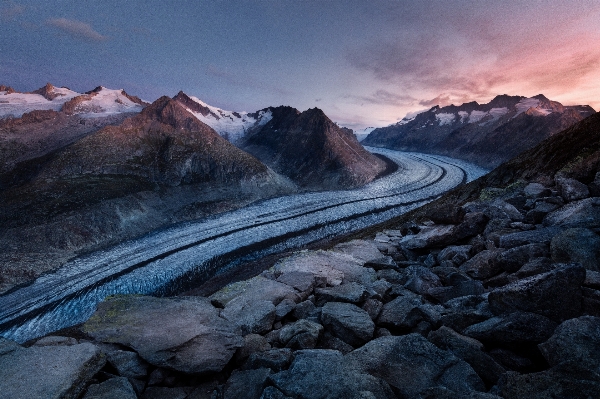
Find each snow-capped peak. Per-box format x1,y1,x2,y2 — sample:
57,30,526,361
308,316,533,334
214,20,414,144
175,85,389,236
61,87,145,116
173,92,273,143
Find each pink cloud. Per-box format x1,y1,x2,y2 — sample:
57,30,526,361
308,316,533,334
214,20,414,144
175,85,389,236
47,18,107,41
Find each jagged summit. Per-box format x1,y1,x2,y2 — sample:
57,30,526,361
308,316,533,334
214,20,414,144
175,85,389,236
240,104,387,189
363,94,596,168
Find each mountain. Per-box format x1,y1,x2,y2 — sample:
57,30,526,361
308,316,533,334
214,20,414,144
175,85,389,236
0,83,147,119
0,96,294,293
239,106,388,189
363,94,596,168
172,91,272,144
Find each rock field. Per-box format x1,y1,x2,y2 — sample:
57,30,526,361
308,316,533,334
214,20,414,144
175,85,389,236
2,175,600,398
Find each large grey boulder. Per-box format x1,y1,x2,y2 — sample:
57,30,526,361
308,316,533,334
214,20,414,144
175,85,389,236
321,302,375,346
221,298,276,335
0,340,105,399
488,263,585,322
403,265,443,295
345,334,485,398
556,177,590,202
544,197,600,228
244,348,293,372
495,243,549,273
105,349,149,379
551,228,600,271
460,250,502,280
428,326,505,385
538,316,600,369
273,250,376,286
223,368,271,399
82,377,137,399
441,295,493,333
332,239,385,263
83,296,242,374
279,319,323,350
463,312,557,344
498,227,562,249
314,282,368,306
210,276,298,308
269,349,395,399
377,294,441,332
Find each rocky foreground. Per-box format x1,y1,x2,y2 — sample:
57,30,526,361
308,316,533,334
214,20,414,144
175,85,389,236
2,174,600,398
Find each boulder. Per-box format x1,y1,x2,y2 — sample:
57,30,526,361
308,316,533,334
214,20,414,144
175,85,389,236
538,316,600,368
275,299,296,320
33,336,79,347
234,334,271,364
273,250,375,286
210,276,298,308
428,326,505,385
363,256,398,271
321,302,375,346
525,200,561,224
0,341,105,399
259,386,293,399
314,282,368,306
223,368,271,399
544,197,600,228
427,280,485,304
429,204,466,224
105,349,149,379
495,243,549,273
269,350,395,399
377,295,441,332
345,334,485,397
498,362,600,399
440,295,493,333
463,201,521,222
438,245,473,265
514,257,555,278
83,296,242,374
463,312,557,344
317,331,354,354
362,298,383,320
556,177,590,202
244,348,293,372
523,183,551,198
403,265,443,295
141,387,188,399
332,239,385,263
279,319,323,350
221,298,276,335
487,263,585,322
460,250,502,280
399,225,456,249
292,300,317,320
82,377,137,399
276,271,315,293
551,228,600,271
498,227,562,249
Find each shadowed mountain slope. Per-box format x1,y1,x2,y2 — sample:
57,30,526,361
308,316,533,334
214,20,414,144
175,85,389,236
240,106,387,189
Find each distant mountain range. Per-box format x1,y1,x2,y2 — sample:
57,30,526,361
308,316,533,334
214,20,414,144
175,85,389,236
362,94,596,168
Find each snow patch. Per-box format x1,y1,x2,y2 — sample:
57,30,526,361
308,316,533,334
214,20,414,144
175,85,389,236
0,89,78,118
468,110,487,123
435,113,455,126
515,98,541,116
73,87,144,117
458,111,469,123
184,95,273,143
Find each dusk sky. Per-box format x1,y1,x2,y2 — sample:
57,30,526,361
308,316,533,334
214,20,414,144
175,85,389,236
2,0,600,129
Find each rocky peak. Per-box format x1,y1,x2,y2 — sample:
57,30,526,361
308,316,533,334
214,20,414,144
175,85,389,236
0,85,16,94
172,91,217,118
134,96,210,133
31,83,63,101
486,94,525,110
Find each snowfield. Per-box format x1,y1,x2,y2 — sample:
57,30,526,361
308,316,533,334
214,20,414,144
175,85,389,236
0,148,487,342
184,95,273,143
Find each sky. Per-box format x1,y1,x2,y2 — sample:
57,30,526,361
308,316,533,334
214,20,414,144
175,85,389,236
1,0,600,130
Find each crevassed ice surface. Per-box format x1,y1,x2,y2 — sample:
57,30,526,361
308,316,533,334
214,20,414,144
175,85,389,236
0,148,488,343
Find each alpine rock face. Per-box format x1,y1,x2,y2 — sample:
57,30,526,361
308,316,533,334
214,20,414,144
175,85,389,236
363,94,596,168
239,106,388,189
